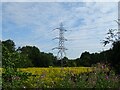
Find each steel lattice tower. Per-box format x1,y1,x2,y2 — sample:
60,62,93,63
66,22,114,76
52,23,67,66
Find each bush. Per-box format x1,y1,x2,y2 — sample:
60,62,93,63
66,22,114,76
19,64,120,88
2,67,32,89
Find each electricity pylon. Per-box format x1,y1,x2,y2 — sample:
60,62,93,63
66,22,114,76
52,23,67,66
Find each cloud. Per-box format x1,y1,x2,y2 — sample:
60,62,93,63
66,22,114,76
1,0,120,2
2,2,118,59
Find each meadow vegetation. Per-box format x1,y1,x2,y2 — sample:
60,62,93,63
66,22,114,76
1,29,120,89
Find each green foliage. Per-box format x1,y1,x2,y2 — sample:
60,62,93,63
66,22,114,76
20,46,40,67
102,29,118,46
39,52,55,67
2,37,120,71
111,41,120,74
0,40,2,67
2,40,33,89
79,41,120,74
19,46,56,67
2,67,32,89
80,51,92,66
2,39,15,52
2,40,57,68
67,63,119,88
2,45,15,68
2,44,33,68
1,38,120,88
18,63,120,88
102,29,120,74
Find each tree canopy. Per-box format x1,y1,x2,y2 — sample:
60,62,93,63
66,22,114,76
2,33,120,74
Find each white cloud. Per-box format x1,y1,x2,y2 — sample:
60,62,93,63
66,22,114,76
2,2,118,59
1,0,120,2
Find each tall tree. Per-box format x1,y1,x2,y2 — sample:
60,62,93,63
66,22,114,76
20,46,41,67
80,51,92,67
2,39,15,52
111,41,120,74
2,40,33,68
102,29,120,74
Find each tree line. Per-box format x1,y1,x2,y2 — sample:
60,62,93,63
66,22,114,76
1,29,120,74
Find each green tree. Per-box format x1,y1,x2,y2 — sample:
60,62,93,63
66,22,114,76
103,29,120,74
2,39,15,52
39,52,56,67
111,41,120,74
80,51,92,67
20,46,41,67
2,40,33,68
0,40,2,67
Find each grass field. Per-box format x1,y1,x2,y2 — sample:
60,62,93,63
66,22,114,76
18,67,92,75
2,66,120,88
17,67,93,88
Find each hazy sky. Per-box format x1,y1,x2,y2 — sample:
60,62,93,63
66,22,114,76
1,2,118,59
